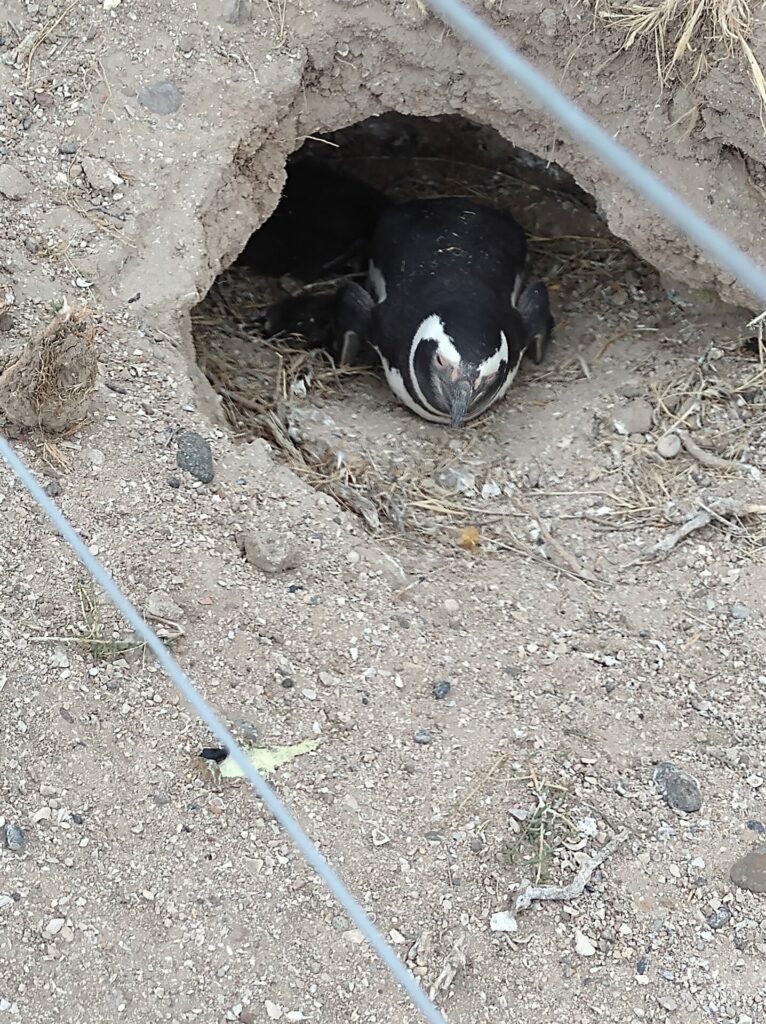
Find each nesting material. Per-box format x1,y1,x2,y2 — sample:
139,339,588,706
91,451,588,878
0,301,98,433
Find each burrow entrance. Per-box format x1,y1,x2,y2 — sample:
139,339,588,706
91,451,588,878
192,112,759,564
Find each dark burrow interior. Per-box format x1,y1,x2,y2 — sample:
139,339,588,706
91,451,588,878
190,112,758,543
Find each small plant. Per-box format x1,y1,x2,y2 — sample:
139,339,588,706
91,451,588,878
34,582,181,664
501,774,579,884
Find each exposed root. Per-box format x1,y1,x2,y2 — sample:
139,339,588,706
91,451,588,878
514,828,629,913
629,496,766,564
678,429,760,479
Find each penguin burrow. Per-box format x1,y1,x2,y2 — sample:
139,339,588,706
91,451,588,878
191,111,668,535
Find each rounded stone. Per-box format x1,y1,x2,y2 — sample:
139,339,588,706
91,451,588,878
730,846,766,893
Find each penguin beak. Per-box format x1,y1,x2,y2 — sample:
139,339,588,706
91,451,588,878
448,380,471,429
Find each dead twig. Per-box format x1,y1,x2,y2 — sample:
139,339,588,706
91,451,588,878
517,499,601,584
629,497,766,564
678,429,760,480
514,828,629,914
428,932,468,1002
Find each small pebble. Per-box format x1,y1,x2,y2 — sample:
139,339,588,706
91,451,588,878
45,479,62,498
414,728,432,746
137,80,182,115
658,996,678,1012
730,845,766,893
241,531,303,574
656,432,681,459
176,431,214,483
706,906,731,930
574,929,597,957
4,823,26,852
0,311,13,332
145,590,184,623
43,918,65,938
167,476,181,489
59,140,77,155
653,762,702,813
746,819,765,834
443,598,460,616
490,911,518,933
730,603,749,621
434,466,475,494
432,680,451,700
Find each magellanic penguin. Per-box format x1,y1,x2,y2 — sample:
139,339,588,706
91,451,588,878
336,197,554,428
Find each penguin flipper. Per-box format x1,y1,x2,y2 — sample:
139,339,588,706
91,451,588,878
334,282,375,366
518,281,554,365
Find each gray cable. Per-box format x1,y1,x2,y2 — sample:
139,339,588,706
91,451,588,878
0,436,446,1024
424,0,766,306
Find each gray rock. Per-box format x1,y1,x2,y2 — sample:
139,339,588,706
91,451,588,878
4,823,26,852
176,431,214,483
706,906,731,930
653,762,702,813
59,141,78,155
145,590,185,623
490,910,518,932
730,846,766,893
138,80,182,115
0,165,31,200
730,603,750,621
433,466,475,494
414,728,433,745
656,432,681,459
613,399,653,436
241,530,303,574
45,479,62,498
432,680,451,700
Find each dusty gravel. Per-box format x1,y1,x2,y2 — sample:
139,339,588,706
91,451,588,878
1,2,766,1023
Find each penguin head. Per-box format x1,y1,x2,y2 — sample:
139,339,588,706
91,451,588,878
412,313,508,428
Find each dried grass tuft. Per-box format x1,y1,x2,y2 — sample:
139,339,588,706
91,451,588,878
0,299,98,435
593,0,766,115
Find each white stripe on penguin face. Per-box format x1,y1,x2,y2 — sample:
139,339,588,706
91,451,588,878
379,355,450,423
476,332,508,380
408,315,460,419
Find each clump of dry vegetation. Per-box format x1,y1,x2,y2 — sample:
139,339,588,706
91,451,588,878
0,299,98,434
591,0,766,113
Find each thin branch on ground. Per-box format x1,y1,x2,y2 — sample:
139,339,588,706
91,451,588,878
514,828,629,913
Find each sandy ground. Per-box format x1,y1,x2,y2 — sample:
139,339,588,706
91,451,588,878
2,2,766,1023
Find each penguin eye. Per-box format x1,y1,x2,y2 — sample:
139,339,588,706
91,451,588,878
434,352,449,370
